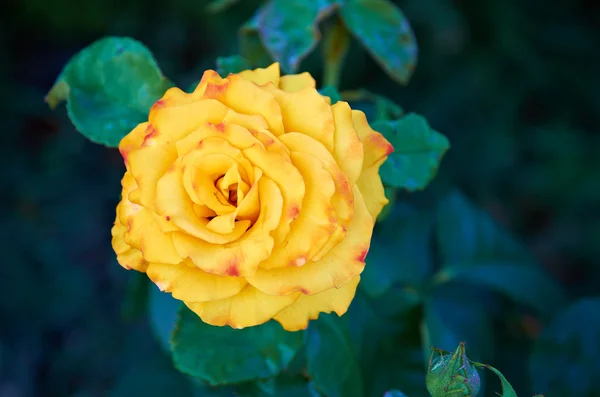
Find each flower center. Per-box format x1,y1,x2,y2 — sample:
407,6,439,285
214,166,250,208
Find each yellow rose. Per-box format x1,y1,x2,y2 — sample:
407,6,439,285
111,63,393,331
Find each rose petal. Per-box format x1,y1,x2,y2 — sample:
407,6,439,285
238,63,281,86
278,132,353,255
185,285,301,329
119,122,150,168
150,95,227,144
194,71,285,136
124,206,182,265
112,172,148,271
273,276,360,331
241,143,305,245
278,72,316,93
173,177,283,277
155,159,251,244
246,186,372,295
111,222,147,272
351,109,394,169
183,151,238,214
115,174,180,264
356,157,389,221
146,260,247,303
258,151,337,270
264,85,335,151
332,101,364,186
124,99,232,210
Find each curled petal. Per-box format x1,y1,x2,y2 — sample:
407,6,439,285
332,102,364,186
279,132,353,234
351,109,394,169
176,124,256,182
273,276,361,331
119,122,150,168
194,71,285,136
111,222,147,272
356,156,389,221
278,72,316,93
149,95,227,144
238,62,280,86
264,85,335,151
147,260,247,303
173,177,283,277
112,172,148,271
259,151,337,270
241,143,305,244
185,286,301,329
114,172,181,264
155,159,251,244
124,207,182,265
247,186,372,295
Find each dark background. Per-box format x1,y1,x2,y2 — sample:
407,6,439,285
2,0,600,396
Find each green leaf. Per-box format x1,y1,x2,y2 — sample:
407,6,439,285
216,55,252,76
340,90,404,124
46,36,173,147
372,114,449,190
473,362,517,397
529,297,600,397
306,314,363,397
434,190,564,318
256,0,337,73
339,0,418,84
318,85,342,105
171,306,304,386
436,190,531,265
348,293,426,396
361,206,434,298
422,285,494,363
433,261,564,318
239,16,274,68
148,285,182,352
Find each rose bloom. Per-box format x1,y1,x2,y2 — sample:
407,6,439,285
111,63,393,331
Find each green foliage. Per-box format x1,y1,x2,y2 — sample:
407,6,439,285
528,298,600,397
338,0,418,84
255,0,337,73
171,306,304,386
46,37,173,147
216,55,252,76
318,85,342,105
471,363,517,397
22,1,597,396
433,263,564,318
372,114,450,190
239,16,275,68
305,314,363,397
361,207,434,297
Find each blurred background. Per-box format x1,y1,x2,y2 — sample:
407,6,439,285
2,0,600,396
